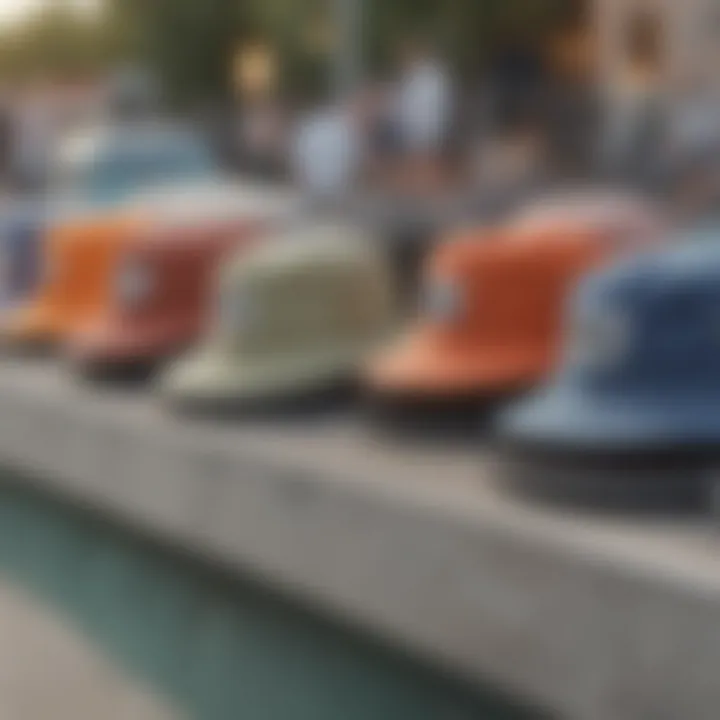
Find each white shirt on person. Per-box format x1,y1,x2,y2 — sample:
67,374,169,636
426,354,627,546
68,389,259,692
291,106,360,196
395,59,453,152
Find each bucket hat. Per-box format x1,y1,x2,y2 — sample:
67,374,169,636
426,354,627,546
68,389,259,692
364,191,663,408
161,222,396,411
497,230,720,508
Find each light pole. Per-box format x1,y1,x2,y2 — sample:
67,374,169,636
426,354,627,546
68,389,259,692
334,0,362,99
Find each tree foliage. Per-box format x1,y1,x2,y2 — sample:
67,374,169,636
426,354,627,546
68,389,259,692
0,0,129,82
366,0,578,78
112,0,255,108
0,0,583,103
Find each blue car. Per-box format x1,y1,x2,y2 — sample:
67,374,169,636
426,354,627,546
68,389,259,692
0,122,221,307
496,229,720,509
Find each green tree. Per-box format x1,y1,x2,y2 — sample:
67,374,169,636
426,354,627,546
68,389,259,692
113,0,253,108
0,0,129,82
108,0,584,106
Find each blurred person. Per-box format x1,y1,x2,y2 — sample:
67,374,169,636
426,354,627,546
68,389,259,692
599,12,667,187
0,89,15,187
665,73,720,222
240,93,288,179
12,83,59,193
391,36,455,194
471,120,548,207
543,28,601,179
290,93,362,199
361,80,402,181
234,43,287,178
600,68,666,187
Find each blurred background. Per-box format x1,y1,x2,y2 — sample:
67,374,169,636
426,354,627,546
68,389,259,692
0,1,719,720
0,0,703,195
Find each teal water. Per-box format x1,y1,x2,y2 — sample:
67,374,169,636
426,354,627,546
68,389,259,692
0,469,552,720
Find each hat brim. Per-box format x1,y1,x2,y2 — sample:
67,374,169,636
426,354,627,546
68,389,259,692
160,345,370,409
500,385,720,453
494,387,719,511
67,317,193,368
0,302,63,350
367,331,549,399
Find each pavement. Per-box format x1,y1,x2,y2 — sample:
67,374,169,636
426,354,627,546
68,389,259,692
0,579,179,720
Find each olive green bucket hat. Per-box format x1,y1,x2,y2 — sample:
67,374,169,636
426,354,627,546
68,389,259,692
160,221,397,411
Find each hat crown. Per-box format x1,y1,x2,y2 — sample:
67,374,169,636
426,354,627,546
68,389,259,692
214,227,394,359
564,240,720,395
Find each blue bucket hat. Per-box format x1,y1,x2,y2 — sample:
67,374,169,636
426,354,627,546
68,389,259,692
496,228,720,508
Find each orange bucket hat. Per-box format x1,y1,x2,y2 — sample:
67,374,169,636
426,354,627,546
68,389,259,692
1,213,144,350
365,192,664,402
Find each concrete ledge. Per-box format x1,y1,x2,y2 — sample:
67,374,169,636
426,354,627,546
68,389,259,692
0,361,719,720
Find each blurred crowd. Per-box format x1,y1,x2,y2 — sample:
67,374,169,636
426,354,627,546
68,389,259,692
1,28,720,218
236,34,720,215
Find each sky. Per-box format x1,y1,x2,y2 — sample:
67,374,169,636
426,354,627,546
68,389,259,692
0,0,100,27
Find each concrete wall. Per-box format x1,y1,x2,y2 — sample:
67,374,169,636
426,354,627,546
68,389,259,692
0,360,718,719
